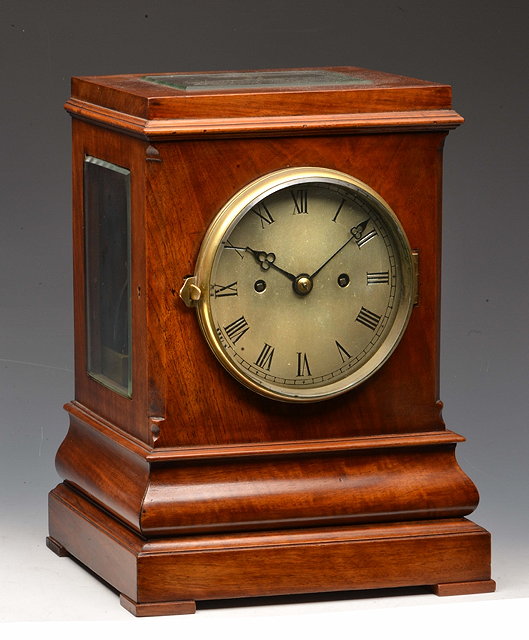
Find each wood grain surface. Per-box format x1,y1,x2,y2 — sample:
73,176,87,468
49,483,494,615
49,67,492,615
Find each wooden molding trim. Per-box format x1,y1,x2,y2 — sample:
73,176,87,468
65,400,465,462
65,98,464,140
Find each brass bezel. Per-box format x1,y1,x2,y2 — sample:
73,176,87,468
193,167,416,403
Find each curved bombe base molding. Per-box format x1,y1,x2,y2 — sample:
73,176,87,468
48,483,494,617
55,403,481,536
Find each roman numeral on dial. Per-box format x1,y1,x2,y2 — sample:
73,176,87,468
355,307,381,331
211,281,238,297
291,189,308,214
296,352,311,377
332,199,345,223
356,229,378,247
366,271,389,284
224,240,245,259
223,316,249,344
335,340,352,363
254,343,274,371
251,203,275,228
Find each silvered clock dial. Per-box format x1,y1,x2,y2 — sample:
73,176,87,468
181,167,416,402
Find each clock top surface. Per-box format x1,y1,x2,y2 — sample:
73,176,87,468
69,66,454,121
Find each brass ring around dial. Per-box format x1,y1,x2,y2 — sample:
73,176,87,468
192,167,416,403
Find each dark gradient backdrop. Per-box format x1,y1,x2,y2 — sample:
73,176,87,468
1,0,527,624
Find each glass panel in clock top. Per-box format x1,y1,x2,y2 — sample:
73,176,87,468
142,69,372,92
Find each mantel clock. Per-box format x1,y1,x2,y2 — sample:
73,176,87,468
47,67,495,616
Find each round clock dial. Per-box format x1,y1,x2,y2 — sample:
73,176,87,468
189,167,416,402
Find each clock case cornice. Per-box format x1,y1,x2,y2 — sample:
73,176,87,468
65,66,463,139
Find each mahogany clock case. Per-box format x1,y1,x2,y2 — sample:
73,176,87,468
48,67,494,614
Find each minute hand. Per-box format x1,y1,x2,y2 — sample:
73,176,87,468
309,220,369,280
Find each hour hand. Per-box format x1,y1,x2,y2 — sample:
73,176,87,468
228,245,297,281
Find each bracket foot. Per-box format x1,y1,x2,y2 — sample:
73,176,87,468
433,579,496,596
120,594,196,616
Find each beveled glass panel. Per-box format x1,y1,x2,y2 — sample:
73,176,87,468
142,69,372,92
84,156,131,396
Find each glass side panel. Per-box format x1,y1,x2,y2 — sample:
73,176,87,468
84,156,131,397
142,69,372,92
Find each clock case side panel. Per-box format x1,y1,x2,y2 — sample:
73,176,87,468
144,131,448,448
69,119,150,443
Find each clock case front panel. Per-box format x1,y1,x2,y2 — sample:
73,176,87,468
49,68,493,611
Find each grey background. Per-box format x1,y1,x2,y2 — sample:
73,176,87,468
1,0,528,627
